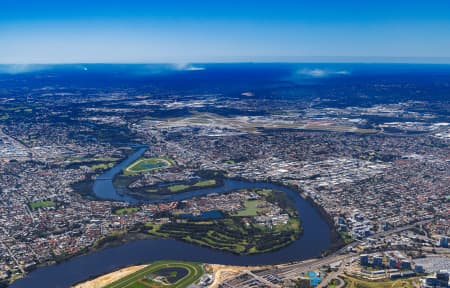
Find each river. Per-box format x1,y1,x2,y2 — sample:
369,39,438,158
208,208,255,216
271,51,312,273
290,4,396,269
11,147,332,288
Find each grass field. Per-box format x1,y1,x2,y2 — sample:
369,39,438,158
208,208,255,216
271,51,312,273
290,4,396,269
342,275,419,288
233,200,263,217
64,156,119,163
114,207,140,215
158,180,217,194
146,217,300,254
124,157,173,176
168,184,190,193
90,162,116,170
29,200,55,210
104,261,204,288
192,179,216,188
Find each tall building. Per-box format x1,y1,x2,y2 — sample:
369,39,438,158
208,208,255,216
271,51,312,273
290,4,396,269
415,264,425,273
389,257,398,269
439,236,449,248
421,270,449,288
436,270,449,286
373,256,383,268
360,254,369,266
401,260,411,270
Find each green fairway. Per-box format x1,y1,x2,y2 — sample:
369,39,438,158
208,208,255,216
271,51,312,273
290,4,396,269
192,179,216,187
29,200,55,210
144,188,302,254
124,157,173,175
104,261,204,288
169,180,217,192
147,180,218,194
168,184,190,192
146,217,301,254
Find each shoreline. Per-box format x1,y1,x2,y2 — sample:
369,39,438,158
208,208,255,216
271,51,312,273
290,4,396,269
72,264,148,288
9,147,343,286
8,203,339,287
5,232,157,287
118,177,225,201
73,262,272,288
223,175,346,254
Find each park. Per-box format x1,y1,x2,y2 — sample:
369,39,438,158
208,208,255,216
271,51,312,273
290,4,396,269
104,261,204,288
123,157,173,176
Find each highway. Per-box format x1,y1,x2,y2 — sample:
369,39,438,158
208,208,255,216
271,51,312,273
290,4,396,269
317,258,349,288
223,218,434,287
333,218,433,256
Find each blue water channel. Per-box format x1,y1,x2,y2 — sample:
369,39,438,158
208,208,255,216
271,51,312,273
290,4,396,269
11,147,332,288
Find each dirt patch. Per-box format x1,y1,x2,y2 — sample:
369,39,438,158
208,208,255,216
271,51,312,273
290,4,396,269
73,265,147,288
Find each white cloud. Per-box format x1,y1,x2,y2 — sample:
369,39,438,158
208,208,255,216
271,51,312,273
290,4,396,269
299,68,327,77
335,70,350,75
184,66,205,71
0,64,49,74
172,63,205,71
297,68,350,78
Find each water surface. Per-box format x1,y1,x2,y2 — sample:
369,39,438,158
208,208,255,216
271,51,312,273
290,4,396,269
11,147,332,288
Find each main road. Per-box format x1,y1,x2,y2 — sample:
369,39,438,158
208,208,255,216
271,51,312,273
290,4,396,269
223,218,434,287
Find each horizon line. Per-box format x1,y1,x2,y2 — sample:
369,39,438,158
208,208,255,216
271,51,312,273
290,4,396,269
2,56,450,66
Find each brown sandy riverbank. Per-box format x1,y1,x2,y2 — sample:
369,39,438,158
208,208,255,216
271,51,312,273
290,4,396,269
73,263,269,288
72,265,147,288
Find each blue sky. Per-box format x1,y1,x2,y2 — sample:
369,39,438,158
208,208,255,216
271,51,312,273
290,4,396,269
1,0,450,63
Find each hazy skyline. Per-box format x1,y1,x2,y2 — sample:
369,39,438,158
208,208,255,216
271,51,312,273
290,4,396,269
2,1,450,64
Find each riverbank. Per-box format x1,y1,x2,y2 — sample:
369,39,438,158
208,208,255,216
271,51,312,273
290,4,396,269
73,264,148,288
224,176,346,254
9,214,300,286
303,195,346,255
84,145,342,258
259,178,346,253
98,173,338,257
9,212,300,286
144,218,302,255
7,231,158,287
73,262,269,288
10,147,335,287
115,176,224,200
